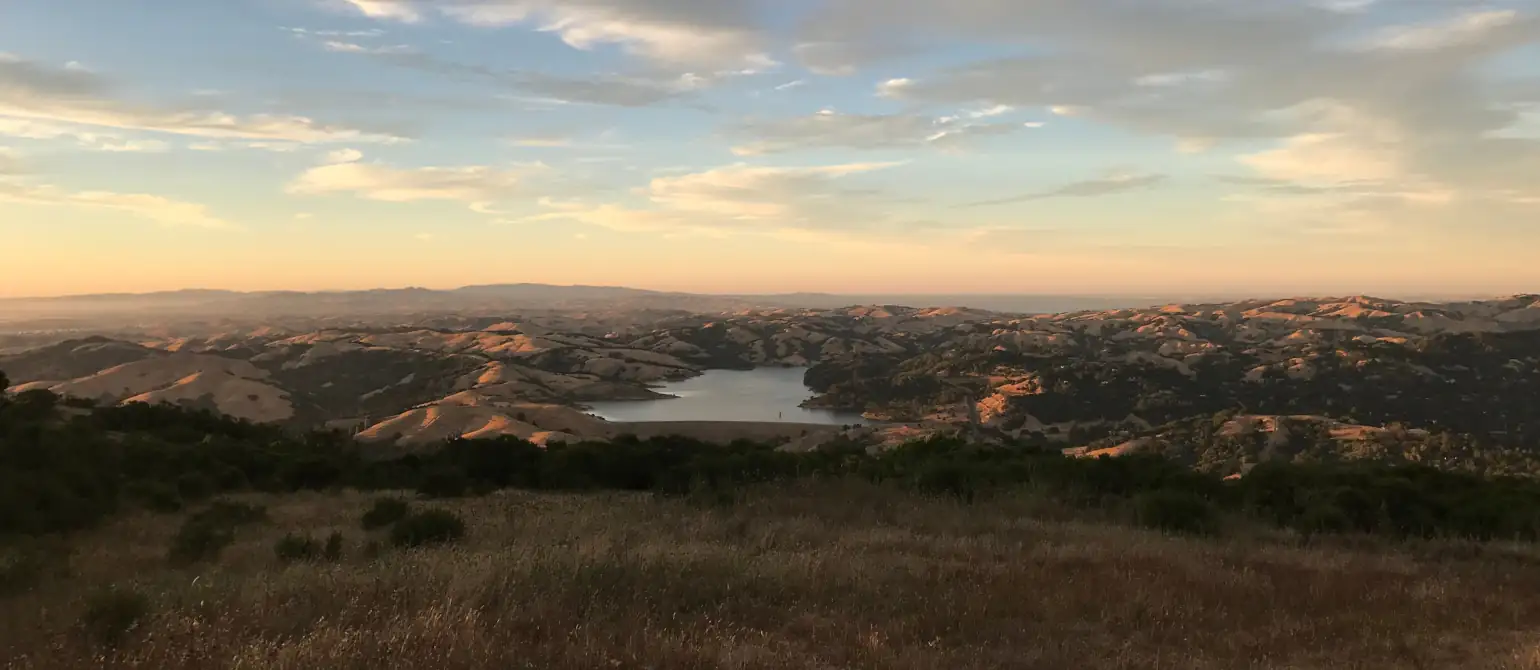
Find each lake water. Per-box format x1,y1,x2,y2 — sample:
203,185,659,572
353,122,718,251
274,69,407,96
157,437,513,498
587,367,869,425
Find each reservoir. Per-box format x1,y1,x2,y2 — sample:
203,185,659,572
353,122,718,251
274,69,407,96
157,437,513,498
586,367,868,425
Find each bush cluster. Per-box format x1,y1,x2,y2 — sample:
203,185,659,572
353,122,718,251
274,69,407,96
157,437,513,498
1,390,356,538
0,539,70,596
80,586,151,647
274,532,344,563
166,501,268,566
388,509,466,548
361,498,411,530
8,378,1540,544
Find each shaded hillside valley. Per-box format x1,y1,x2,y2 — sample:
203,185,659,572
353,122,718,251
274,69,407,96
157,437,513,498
4,294,1540,476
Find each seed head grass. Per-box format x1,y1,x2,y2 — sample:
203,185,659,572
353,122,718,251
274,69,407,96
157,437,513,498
5,482,1540,668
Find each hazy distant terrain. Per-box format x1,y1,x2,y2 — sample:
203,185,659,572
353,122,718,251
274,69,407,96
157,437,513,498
4,288,1540,475
0,284,1221,330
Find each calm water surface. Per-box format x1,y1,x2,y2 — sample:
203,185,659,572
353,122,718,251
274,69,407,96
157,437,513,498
587,367,868,424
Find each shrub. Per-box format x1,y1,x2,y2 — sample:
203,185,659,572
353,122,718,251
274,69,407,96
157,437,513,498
175,473,215,502
1297,503,1354,537
361,498,411,530
417,469,470,499
125,481,183,514
193,500,268,527
213,466,249,491
274,533,321,563
167,501,265,565
81,586,151,647
685,478,740,509
167,518,235,565
912,460,985,503
323,532,345,561
1133,490,1220,536
0,540,70,597
389,509,466,548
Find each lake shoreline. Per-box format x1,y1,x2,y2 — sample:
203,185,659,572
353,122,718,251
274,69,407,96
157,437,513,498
586,367,867,426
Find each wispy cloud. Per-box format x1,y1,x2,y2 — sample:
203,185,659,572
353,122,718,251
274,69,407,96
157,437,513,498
0,54,405,144
730,110,1031,155
966,171,1167,207
286,151,542,208
0,118,169,152
331,0,775,70
518,161,905,236
0,178,235,228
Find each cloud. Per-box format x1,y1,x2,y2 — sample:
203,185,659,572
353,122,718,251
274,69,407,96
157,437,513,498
512,71,706,107
304,37,712,107
1359,10,1525,52
286,153,538,205
0,178,233,228
0,136,231,229
518,161,903,235
338,0,422,22
1243,133,1403,185
0,118,170,152
320,40,419,55
284,27,388,38
502,130,632,150
187,140,307,153
796,41,923,76
323,147,365,164
967,170,1166,207
0,54,403,144
1227,100,1463,218
647,162,897,218
729,110,1030,155
0,147,23,175
820,4,1540,147
804,1,1540,222
508,136,571,148
332,0,773,70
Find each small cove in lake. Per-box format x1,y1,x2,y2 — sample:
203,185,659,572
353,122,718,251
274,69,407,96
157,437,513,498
586,367,869,425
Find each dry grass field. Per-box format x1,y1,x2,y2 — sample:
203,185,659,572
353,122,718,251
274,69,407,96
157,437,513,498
7,482,1540,669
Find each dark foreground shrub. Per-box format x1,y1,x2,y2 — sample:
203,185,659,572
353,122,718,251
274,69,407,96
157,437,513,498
193,500,268,527
81,586,150,647
175,473,215,503
1133,490,1220,536
167,501,267,565
390,509,466,548
167,519,235,565
125,481,182,514
361,498,411,530
1297,503,1355,537
417,469,470,499
274,534,321,563
323,532,344,561
912,460,986,503
0,540,71,596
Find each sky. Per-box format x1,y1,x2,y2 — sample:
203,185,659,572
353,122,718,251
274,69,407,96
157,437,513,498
2,0,1539,299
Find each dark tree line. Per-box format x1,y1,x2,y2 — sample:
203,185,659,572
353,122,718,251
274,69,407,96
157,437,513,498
9,371,1540,544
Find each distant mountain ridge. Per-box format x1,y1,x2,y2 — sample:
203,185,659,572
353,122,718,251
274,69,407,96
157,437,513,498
9,282,1499,329
0,284,1206,333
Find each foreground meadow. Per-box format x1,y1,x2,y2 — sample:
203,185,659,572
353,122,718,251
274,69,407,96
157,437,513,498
6,483,1540,669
